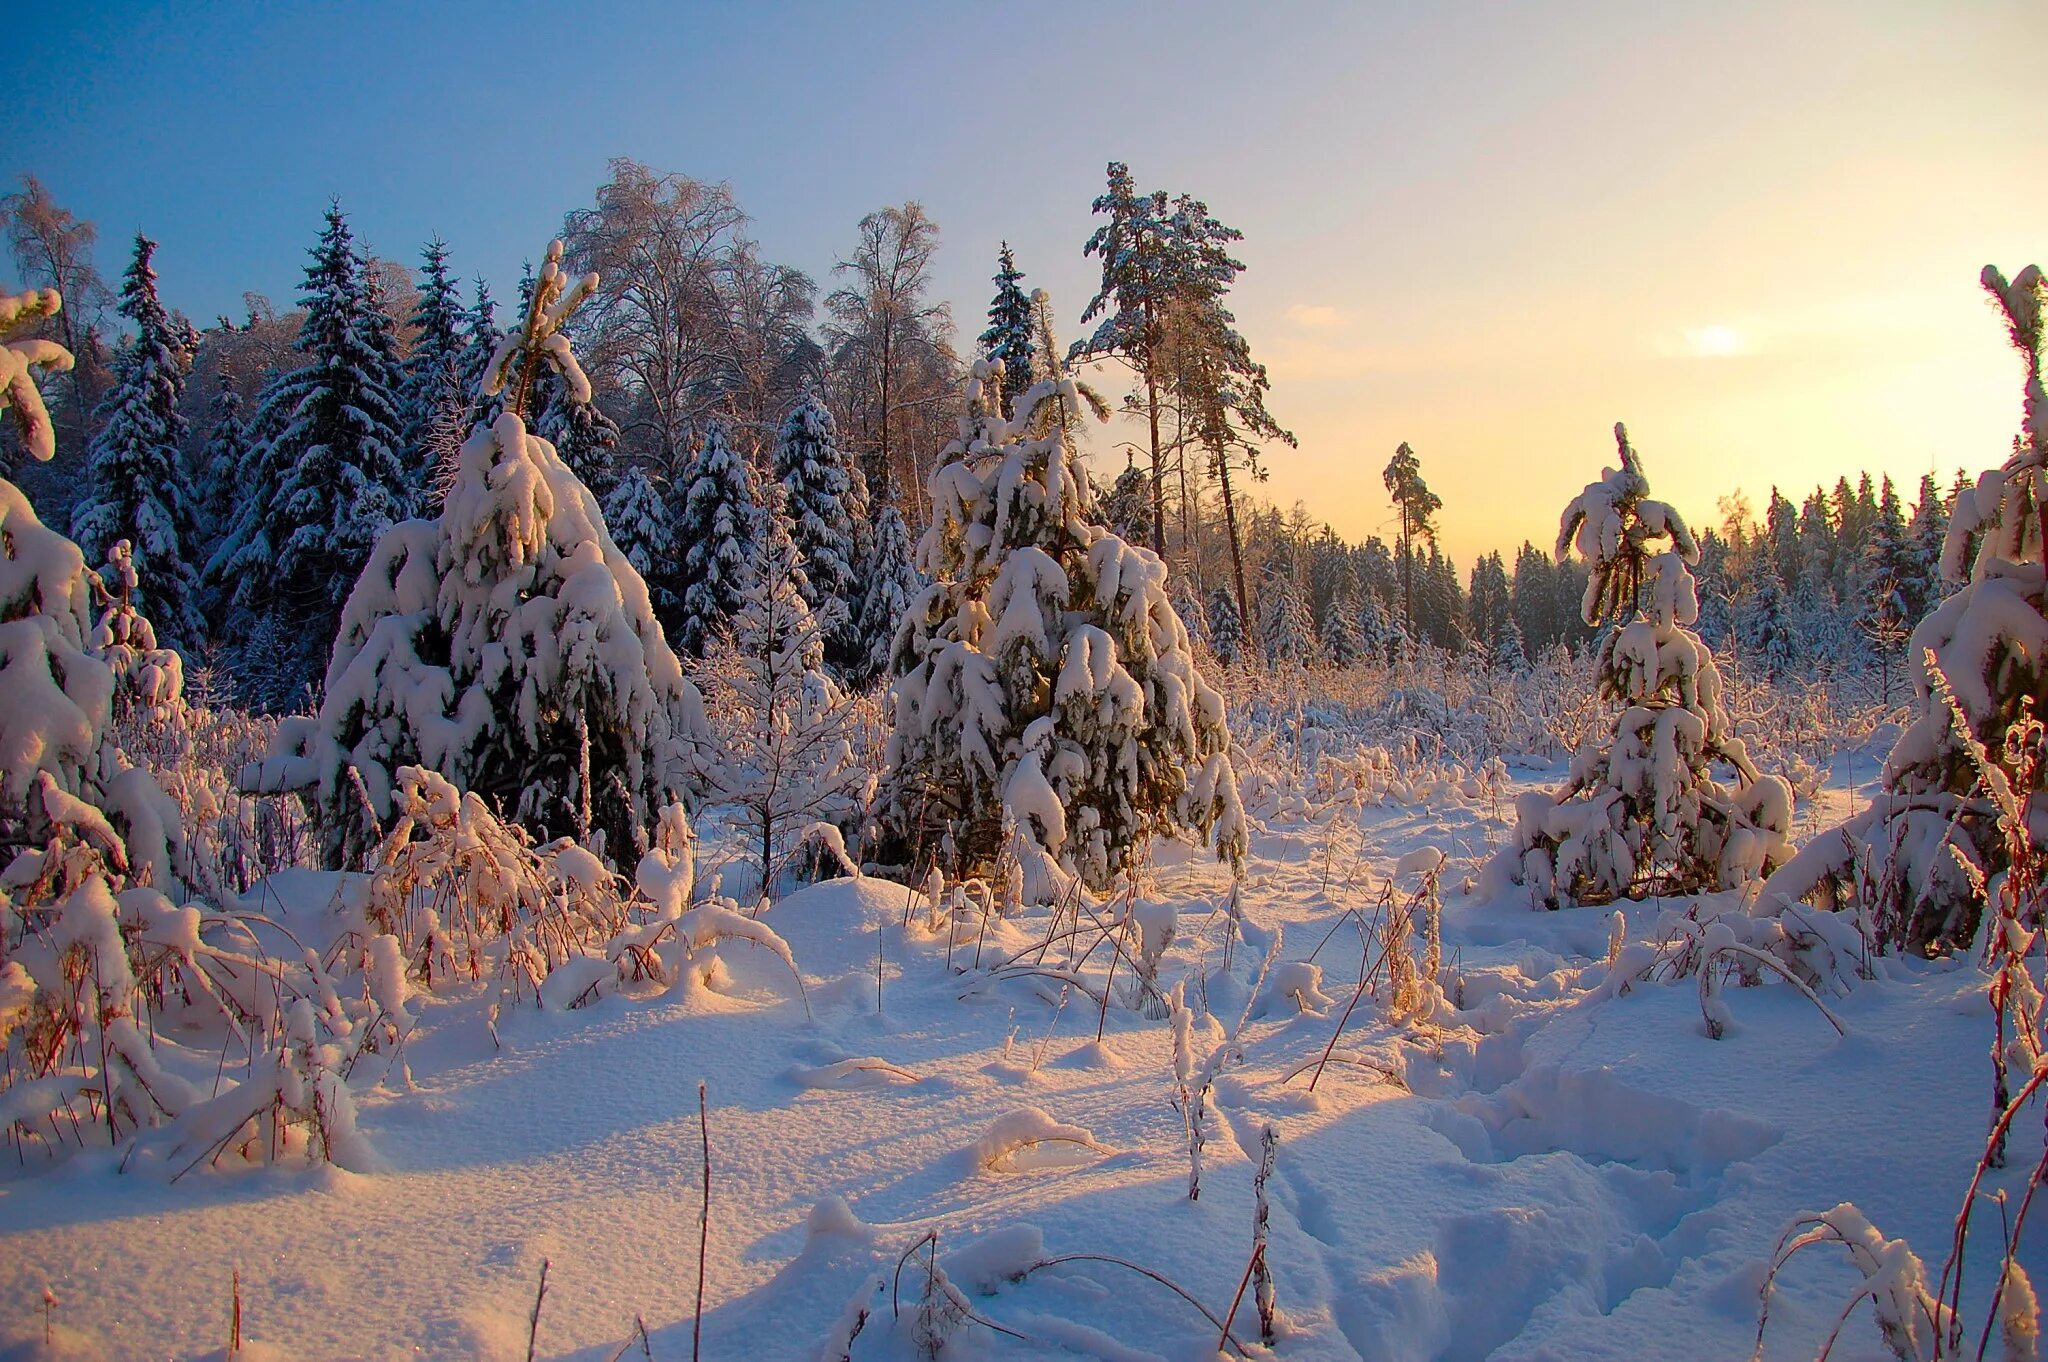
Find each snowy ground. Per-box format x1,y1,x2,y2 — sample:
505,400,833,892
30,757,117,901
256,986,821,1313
1,742,2039,1361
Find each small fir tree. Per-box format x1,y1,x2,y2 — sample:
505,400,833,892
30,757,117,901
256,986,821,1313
601,463,681,619
197,367,245,549
1491,424,1793,908
877,357,1244,895
675,418,758,657
979,242,1036,416
772,394,865,672
1260,566,1316,668
1206,584,1246,666
854,499,920,686
206,204,410,706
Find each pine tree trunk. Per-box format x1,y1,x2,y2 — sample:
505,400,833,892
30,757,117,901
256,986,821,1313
1145,366,1166,560
1216,440,1249,638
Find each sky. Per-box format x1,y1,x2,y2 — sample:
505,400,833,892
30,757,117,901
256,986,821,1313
8,0,2047,567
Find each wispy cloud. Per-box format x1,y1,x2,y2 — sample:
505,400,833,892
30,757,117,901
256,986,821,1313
1653,323,1754,359
1285,303,1346,329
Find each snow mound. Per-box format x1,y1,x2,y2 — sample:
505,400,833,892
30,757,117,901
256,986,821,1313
973,1106,1111,1172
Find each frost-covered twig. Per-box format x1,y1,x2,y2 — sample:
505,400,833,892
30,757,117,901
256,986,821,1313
1020,1254,1250,1358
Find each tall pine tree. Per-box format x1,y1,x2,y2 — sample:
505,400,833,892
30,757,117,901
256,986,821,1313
208,203,410,706
398,238,469,504
69,233,203,648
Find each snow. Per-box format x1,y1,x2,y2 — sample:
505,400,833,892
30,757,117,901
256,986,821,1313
4,737,2039,1360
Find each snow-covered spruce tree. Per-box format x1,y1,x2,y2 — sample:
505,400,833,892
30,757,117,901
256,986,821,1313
601,462,681,619
208,205,411,707
249,241,710,868
1320,591,1368,666
70,234,203,649
695,485,864,896
979,242,1036,417
675,417,758,658
1260,566,1316,668
536,362,622,505
1206,585,1246,666
877,356,1245,894
397,238,469,506
1766,266,2048,952
196,367,245,555
1491,424,1792,908
772,394,865,672
1098,460,1155,548
852,498,920,687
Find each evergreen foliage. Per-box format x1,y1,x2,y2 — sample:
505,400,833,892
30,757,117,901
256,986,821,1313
772,394,865,672
70,234,203,648
675,417,757,657
249,241,710,867
1492,424,1793,908
397,238,469,503
206,204,410,708
979,242,1036,416
877,357,1244,895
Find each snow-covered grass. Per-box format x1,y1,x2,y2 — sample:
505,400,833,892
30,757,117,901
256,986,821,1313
1,714,2036,1360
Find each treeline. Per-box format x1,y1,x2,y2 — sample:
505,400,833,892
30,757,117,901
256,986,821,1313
2,163,1965,711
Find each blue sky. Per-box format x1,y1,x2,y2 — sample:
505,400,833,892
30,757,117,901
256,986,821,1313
10,1,2048,561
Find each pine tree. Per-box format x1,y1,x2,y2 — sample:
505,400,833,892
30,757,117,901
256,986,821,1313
455,276,499,433
878,357,1243,894
260,240,710,866
1319,590,1367,666
1492,424,1792,908
396,238,468,504
601,463,680,619
854,499,919,686
979,242,1036,417
197,366,245,551
697,485,863,894
1905,471,1949,622
69,234,203,648
675,417,757,657
1098,460,1155,547
1206,585,1246,666
213,204,410,705
1259,564,1315,667
1768,266,2048,951
1384,442,1441,641
773,394,864,672
1742,565,1797,680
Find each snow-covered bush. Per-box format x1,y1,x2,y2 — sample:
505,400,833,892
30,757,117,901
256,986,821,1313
875,354,1245,896
1766,265,2048,952
0,283,355,1173
1490,425,1793,907
244,241,710,868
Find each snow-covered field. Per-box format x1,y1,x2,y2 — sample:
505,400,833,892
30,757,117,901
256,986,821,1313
3,744,2036,1361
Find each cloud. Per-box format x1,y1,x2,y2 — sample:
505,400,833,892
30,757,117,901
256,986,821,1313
1285,303,1345,329
1653,323,1754,359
